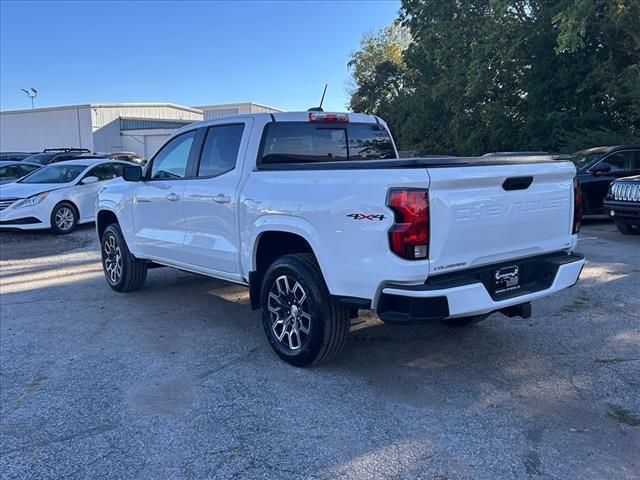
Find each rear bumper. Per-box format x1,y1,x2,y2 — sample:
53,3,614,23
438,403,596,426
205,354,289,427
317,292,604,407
603,199,640,223
377,252,585,323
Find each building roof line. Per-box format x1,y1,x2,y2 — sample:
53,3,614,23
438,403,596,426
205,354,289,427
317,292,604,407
1,103,203,115
194,101,283,112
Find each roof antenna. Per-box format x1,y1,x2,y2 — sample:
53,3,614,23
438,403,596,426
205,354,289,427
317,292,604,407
308,84,328,112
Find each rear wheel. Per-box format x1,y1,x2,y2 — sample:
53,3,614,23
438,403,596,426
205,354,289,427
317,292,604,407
615,220,640,235
260,253,350,367
440,314,489,328
101,223,147,292
50,202,77,234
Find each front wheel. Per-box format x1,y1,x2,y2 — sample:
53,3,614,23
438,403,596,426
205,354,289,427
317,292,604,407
101,223,147,292
260,253,350,367
615,220,640,235
50,202,77,234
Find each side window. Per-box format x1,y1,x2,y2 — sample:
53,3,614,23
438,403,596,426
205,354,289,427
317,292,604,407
198,124,244,177
85,164,116,181
18,165,40,177
111,163,125,177
150,131,196,179
633,151,640,169
0,166,17,178
600,151,633,172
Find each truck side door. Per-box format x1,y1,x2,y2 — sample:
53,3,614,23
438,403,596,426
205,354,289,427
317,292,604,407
181,120,251,274
132,130,196,263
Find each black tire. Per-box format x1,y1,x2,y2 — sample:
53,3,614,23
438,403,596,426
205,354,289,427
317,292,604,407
101,223,147,292
440,314,489,328
615,220,640,235
260,253,350,367
50,201,78,234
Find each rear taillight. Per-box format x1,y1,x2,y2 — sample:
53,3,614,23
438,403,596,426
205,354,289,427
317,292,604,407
573,177,582,234
387,189,429,260
308,112,349,123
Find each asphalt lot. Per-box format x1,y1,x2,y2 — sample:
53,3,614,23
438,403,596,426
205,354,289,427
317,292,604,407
0,220,638,480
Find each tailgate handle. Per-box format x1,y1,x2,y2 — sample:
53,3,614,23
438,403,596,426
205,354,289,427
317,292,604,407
503,176,533,191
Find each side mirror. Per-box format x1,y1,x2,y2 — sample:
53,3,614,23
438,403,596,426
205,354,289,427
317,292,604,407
123,165,143,182
81,176,99,185
591,163,611,175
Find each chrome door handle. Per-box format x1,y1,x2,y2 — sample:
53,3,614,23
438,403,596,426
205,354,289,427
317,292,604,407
213,194,231,204
166,193,181,202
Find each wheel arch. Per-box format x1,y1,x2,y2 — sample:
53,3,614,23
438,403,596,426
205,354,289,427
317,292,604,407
96,209,119,240
248,222,325,310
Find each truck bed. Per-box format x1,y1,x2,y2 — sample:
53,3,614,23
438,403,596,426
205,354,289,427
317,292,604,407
257,154,573,170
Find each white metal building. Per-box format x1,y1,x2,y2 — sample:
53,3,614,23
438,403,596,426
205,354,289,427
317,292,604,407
196,102,282,120
0,103,202,159
1,101,284,159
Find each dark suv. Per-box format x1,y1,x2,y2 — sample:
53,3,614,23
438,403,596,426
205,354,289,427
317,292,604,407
572,145,640,215
24,148,92,166
603,175,640,234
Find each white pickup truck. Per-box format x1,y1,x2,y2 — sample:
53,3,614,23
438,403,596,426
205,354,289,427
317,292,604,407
96,111,585,366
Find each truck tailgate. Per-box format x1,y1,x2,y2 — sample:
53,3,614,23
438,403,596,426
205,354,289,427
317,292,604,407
427,161,576,275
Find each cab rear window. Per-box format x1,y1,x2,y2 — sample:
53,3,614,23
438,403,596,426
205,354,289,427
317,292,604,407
259,122,396,165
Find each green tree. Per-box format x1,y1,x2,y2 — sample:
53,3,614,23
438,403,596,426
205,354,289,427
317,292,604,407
347,22,410,115
348,0,640,155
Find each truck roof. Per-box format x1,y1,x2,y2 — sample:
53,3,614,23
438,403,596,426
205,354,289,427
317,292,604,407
176,111,383,134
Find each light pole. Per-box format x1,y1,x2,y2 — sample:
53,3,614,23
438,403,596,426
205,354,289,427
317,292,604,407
21,87,37,109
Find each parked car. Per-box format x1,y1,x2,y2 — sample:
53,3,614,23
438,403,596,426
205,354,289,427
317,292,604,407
0,161,42,184
95,111,585,366
0,152,37,162
603,175,640,235
24,148,92,166
0,159,134,234
61,151,146,166
106,152,146,165
572,145,640,215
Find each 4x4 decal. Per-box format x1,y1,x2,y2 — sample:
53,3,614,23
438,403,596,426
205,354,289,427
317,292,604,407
347,213,385,221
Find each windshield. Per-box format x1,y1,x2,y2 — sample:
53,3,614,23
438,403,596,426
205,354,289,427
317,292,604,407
25,153,57,165
19,164,87,184
572,149,605,169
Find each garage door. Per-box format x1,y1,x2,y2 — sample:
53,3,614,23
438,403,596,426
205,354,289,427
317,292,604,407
144,135,169,159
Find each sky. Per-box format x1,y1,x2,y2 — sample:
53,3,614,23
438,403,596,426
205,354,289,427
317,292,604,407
0,0,400,112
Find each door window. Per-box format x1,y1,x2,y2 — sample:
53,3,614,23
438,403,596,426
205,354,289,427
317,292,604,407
197,124,244,177
18,165,40,177
84,164,117,181
0,165,20,179
150,131,196,179
110,163,125,177
599,151,633,172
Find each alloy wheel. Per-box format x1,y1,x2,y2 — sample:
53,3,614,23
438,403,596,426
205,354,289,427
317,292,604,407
103,234,123,284
55,206,75,231
267,275,312,351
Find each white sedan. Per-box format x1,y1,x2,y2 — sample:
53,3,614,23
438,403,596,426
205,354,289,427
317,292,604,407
0,159,135,234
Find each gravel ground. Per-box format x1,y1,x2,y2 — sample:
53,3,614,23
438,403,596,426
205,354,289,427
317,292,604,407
1,219,638,480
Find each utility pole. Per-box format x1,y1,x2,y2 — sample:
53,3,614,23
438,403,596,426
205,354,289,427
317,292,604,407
21,87,37,109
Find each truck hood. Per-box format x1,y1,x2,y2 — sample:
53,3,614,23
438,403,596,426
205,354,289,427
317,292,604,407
0,182,69,200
